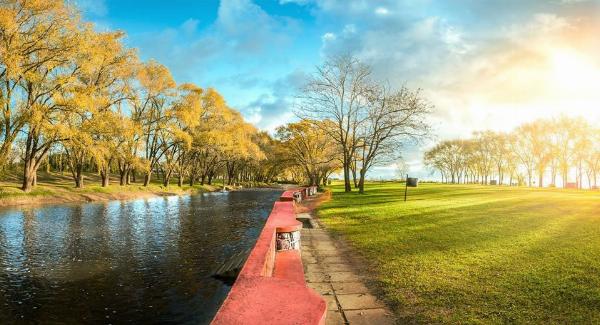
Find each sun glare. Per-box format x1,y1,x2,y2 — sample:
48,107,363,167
548,49,600,121
550,49,600,92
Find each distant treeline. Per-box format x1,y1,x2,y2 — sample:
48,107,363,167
424,116,600,189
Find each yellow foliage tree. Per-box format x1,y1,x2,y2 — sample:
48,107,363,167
61,27,136,188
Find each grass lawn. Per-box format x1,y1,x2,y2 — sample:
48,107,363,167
317,182,600,324
0,171,222,206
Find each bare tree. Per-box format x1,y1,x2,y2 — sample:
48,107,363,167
356,86,431,193
296,55,373,192
395,158,408,180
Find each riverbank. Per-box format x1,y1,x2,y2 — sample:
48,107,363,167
0,171,261,208
316,182,600,324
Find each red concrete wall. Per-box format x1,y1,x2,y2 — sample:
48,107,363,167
211,188,326,325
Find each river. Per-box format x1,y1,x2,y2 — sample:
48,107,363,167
0,189,282,324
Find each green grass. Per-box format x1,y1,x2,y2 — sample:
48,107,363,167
0,171,221,205
317,183,600,324
0,186,54,198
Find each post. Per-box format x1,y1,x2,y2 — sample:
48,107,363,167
404,174,408,202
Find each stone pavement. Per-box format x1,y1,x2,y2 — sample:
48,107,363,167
298,212,395,325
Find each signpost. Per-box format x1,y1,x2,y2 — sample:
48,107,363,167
404,174,408,202
404,175,418,202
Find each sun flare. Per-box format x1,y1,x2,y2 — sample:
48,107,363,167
550,48,600,96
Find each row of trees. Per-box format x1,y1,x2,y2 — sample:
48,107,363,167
0,0,288,192
424,116,600,189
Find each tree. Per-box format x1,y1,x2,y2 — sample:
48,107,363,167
509,129,536,187
130,60,177,186
472,131,495,184
298,55,373,192
2,0,84,192
0,0,75,173
553,116,582,188
583,132,600,189
490,132,509,185
159,83,203,187
395,159,408,180
355,86,431,193
61,28,135,188
276,119,339,186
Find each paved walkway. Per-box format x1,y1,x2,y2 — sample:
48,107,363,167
298,211,395,325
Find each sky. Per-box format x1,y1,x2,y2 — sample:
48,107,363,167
75,0,600,179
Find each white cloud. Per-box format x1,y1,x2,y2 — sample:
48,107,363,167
321,32,336,42
529,13,571,33
217,0,298,53
374,7,389,16
135,0,300,78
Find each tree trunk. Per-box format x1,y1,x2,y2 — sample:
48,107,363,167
162,169,172,187
143,172,151,187
351,161,358,188
101,171,109,187
358,169,366,194
178,175,183,187
578,163,583,189
343,151,351,192
22,161,35,193
226,162,235,185
119,169,127,186
70,164,84,189
119,163,129,186
75,169,84,188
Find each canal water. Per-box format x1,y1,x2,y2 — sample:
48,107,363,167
0,189,282,324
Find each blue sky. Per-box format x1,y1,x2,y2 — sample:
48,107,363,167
76,0,600,179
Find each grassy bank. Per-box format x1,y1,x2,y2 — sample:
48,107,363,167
0,171,224,207
317,183,600,324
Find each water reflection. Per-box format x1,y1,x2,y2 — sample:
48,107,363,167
0,189,281,324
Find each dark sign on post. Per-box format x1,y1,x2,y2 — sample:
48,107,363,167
407,178,419,187
404,175,419,201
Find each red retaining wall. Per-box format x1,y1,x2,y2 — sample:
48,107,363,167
211,188,326,325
